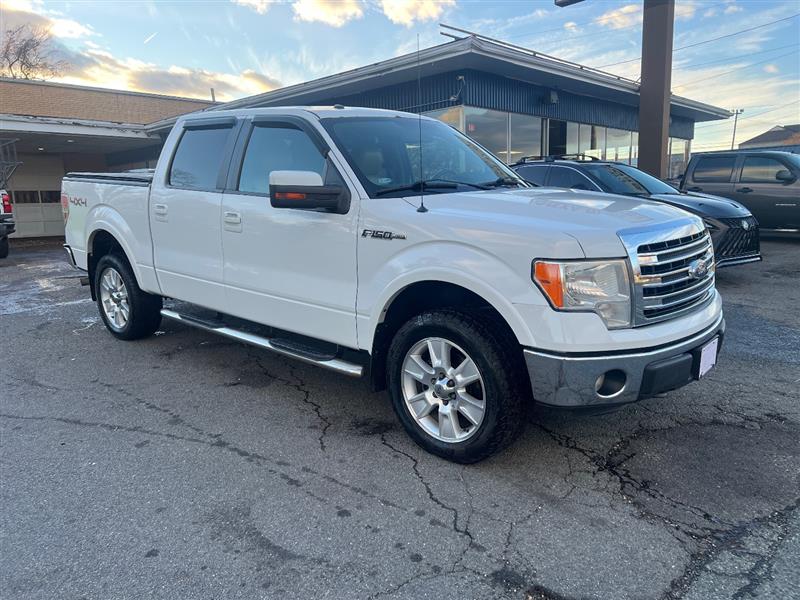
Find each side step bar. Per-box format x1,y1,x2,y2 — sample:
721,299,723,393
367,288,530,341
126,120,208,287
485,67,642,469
160,309,363,377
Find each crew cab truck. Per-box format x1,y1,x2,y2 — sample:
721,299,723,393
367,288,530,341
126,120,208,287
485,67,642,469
62,107,724,463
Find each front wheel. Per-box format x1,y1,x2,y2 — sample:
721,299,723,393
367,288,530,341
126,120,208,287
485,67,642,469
386,310,527,463
95,253,162,340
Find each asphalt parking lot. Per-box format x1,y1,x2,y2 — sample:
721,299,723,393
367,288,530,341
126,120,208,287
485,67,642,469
1,238,798,600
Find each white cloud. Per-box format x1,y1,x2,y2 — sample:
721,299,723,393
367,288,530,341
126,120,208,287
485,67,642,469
595,1,695,29
48,17,95,38
563,21,579,33
724,4,743,14
764,64,779,74
230,0,272,14
380,0,455,26
291,0,364,27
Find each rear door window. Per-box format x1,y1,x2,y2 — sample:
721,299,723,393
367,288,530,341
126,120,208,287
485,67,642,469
169,125,235,190
691,156,736,182
740,157,787,183
547,166,597,190
514,165,548,186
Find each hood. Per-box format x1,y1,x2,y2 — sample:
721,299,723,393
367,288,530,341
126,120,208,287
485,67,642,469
418,188,703,257
647,191,752,218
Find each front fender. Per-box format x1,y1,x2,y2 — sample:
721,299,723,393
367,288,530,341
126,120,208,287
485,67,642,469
357,241,549,350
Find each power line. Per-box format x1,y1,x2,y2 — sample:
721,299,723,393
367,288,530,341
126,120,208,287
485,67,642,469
672,50,799,90
695,100,800,129
673,42,800,71
596,13,800,69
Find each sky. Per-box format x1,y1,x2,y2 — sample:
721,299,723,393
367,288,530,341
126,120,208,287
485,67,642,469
2,0,799,150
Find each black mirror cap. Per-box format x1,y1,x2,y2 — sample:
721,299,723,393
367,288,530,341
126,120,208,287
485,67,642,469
775,169,796,183
269,184,350,214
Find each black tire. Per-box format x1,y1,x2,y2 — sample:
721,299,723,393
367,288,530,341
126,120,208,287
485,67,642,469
386,309,527,463
0,237,8,259
95,252,162,340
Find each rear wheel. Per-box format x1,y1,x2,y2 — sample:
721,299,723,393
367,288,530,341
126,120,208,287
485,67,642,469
386,310,526,463
0,237,8,259
95,253,162,340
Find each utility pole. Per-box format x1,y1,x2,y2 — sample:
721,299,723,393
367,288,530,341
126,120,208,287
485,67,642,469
637,0,675,178
555,0,676,178
730,109,744,150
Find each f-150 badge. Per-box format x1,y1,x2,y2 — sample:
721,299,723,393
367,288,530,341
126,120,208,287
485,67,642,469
362,229,406,240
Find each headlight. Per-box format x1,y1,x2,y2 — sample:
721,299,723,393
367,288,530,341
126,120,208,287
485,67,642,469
533,259,632,329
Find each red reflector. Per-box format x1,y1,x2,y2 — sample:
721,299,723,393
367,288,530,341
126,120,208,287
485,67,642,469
1,193,11,214
275,192,306,200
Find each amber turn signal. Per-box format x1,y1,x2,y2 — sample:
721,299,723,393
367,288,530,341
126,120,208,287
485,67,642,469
533,261,564,308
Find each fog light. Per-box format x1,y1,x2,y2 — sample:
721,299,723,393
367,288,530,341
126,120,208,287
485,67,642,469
595,370,627,398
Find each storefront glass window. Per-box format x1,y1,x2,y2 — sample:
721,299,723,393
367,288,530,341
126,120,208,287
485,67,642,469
668,137,691,179
464,107,509,163
607,128,632,163
579,124,606,159
509,113,542,161
424,106,464,132
566,122,580,155
630,132,639,167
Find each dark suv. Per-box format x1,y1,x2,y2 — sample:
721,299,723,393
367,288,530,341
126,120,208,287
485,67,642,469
511,156,761,268
680,150,799,231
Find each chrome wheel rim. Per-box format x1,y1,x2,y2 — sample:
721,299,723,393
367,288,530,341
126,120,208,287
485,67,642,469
99,267,130,331
401,337,486,443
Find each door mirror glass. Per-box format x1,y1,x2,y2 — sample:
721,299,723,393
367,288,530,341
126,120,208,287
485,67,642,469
269,170,349,213
775,169,795,183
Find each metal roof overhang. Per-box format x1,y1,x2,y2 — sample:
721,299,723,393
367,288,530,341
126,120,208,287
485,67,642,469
147,36,730,134
1,114,161,154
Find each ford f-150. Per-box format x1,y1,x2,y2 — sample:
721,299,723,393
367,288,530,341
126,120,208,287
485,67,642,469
62,107,724,462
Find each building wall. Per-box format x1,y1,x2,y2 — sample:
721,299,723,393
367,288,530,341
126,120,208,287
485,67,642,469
326,70,696,140
0,79,214,124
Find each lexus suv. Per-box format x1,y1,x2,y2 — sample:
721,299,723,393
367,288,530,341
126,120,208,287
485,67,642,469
512,156,761,268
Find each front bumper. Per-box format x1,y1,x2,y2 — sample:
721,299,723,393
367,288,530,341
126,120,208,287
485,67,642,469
524,314,725,407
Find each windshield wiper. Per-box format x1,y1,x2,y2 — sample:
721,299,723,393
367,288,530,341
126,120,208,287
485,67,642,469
479,176,525,188
374,179,488,197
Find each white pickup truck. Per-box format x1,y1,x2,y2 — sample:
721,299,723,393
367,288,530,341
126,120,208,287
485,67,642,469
62,107,724,462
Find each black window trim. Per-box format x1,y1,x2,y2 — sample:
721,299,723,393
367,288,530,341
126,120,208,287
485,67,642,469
514,164,550,186
166,118,243,192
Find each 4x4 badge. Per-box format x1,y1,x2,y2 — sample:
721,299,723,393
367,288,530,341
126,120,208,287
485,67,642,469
362,229,406,240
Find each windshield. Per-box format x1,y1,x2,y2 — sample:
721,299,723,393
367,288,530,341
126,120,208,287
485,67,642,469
321,116,526,198
583,163,678,195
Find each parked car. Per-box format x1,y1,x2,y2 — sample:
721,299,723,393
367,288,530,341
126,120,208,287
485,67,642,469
680,150,800,231
0,189,14,259
62,107,724,463
511,156,761,268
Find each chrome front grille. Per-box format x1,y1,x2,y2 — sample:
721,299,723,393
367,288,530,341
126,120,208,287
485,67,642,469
620,220,716,327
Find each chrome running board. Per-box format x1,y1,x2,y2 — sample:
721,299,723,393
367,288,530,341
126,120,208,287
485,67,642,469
160,309,363,377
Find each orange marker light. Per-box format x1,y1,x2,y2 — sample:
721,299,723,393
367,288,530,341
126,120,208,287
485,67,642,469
534,261,564,308
275,192,307,200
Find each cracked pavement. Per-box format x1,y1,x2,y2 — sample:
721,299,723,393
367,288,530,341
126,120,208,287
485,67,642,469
1,238,798,600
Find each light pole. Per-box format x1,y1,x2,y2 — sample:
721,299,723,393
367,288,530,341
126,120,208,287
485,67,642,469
730,109,744,150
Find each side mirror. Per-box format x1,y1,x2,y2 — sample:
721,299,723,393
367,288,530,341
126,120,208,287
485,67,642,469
775,169,795,183
269,170,350,214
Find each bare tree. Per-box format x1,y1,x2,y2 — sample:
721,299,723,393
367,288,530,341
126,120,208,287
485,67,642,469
1,24,69,80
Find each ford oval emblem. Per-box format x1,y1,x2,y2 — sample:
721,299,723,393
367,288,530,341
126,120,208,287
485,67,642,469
687,258,709,280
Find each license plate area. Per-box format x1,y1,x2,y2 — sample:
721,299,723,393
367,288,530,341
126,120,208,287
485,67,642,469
694,336,719,379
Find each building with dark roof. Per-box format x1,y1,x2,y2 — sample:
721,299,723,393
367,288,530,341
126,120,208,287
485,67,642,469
739,124,800,152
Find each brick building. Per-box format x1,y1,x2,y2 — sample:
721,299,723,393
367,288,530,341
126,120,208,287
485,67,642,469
0,78,214,236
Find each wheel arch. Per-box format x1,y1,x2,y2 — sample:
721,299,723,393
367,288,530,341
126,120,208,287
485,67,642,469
368,279,527,392
87,228,137,300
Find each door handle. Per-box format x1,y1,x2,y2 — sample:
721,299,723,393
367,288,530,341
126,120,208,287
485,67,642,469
736,187,753,193
224,211,241,224
687,186,702,192
153,203,168,215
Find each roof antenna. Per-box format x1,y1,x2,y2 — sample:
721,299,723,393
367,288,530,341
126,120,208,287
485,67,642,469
416,33,428,213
